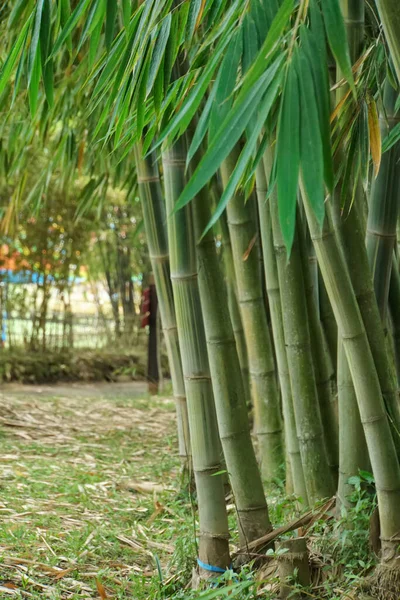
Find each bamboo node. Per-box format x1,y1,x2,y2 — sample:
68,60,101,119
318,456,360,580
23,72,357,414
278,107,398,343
150,253,170,261
199,531,230,541
137,176,159,183
238,295,264,304
361,414,386,425
366,228,397,240
170,272,198,281
206,338,236,346
162,158,186,166
310,229,335,242
236,505,269,514
341,331,365,341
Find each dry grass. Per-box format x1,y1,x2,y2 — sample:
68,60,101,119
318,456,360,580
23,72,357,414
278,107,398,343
0,383,194,599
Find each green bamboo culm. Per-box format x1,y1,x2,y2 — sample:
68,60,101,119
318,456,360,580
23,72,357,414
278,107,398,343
221,148,284,481
374,0,400,81
255,161,308,504
318,272,338,372
190,152,272,547
297,214,339,483
162,138,230,573
389,260,400,383
334,0,368,510
302,193,400,578
337,342,370,508
366,79,400,321
335,170,400,455
212,188,251,404
270,190,334,504
134,144,191,467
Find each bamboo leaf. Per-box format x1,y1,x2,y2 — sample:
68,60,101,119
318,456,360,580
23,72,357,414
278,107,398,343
367,95,381,177
187,85,217,165
28,0,44,85
106,0,117,51
382,121,400,153
121,0,131,30
51,0,92,57
277,59,299,254
8,0,33,28
209,29,242,141
154,32,233,150
40,0,54,106
78,0,106,54
204,72,282,235
300,26,333,192
242,13,260,74
2,16,32,99
176,56,284,213
359,100,370,191
297,51,325,225
320,0,355,97
28,44,42,116
238,0,293,99
185,0,202,42
147,14,171,95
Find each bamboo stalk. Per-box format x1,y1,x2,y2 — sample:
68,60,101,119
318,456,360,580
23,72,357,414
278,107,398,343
318,271,338,370
374,0,400,81
335,187,400,453
302,192,400,567
297,214,339,483
255,161,308,504
190,152,273,547
389,259,400,383
162,138,230,572
134,143,191,464
221,149,284,481
214,194,251,404
336,341,370,508
270,189,334,504
366,79,400,321
333,0,374,509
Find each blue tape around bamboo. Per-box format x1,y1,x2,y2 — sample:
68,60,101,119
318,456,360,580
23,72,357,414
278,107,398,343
197,559,230,574
197,559,238,576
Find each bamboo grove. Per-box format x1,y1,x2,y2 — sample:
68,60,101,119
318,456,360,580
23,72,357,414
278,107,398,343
2,0,400,595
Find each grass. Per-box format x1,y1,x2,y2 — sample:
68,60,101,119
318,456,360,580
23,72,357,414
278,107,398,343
0,383,196,598
0,382,378,599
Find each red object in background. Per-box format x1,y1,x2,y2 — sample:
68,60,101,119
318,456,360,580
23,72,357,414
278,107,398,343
140,287,151,328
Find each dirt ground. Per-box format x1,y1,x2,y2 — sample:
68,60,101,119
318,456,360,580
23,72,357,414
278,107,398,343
0,382,189,599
